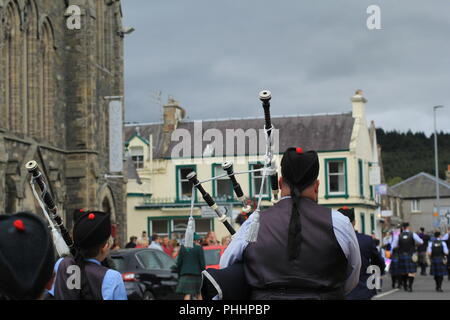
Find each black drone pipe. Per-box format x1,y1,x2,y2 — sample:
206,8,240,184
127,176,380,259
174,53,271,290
259,90,273,136
187,171,236,235
25,161,76,256
270,173,280,201
222,162,252,212
259,90,279,200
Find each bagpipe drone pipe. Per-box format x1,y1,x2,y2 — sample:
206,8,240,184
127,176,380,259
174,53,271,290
26,160,74,257
195,90,280,300
185,90,280,243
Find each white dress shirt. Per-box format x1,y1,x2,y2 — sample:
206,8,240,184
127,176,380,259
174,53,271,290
391,230,423,249
427,239,449,255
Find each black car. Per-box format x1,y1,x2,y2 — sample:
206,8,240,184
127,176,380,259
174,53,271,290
110,248,182,300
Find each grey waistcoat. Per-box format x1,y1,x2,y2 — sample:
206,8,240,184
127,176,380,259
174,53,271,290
243,197,348,300
53,257,108,300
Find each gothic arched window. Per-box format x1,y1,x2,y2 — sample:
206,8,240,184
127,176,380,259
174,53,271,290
2,1,21,132
39,19,55,141
96,0,105,67
24,0,39,136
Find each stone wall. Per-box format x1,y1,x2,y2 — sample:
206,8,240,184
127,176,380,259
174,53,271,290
0,0,127,245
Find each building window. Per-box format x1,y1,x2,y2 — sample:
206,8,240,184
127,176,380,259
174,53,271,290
149,219,169,238
212,164,233,202
4,1,21,132
360,213,366,234
130,146,144,169
411,199,421,212
176,165,197,202
41,19,56,141
249,163,270,200
148,217,213,242
370,213,375,234
358,159,364,198
325,159,348,198
172,218,212,239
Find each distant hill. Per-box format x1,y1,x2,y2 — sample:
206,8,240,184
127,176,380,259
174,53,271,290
377,129,450,186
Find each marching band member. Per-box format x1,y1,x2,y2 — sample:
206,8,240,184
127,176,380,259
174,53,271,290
338,207,385,300
427,231,449,292
417,227,430,276
0,212,55,300
391,222,423,292
48,211,127,300
219,147,361,300
441,227,450,281
390,246,401,289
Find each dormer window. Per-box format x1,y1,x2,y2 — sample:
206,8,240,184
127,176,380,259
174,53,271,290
130,146,144,169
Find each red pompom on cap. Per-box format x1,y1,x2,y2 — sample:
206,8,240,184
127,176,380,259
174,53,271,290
88,213,96,220
296,147,303,154
14,220,25,232
80,209,84,213
343,206,349,210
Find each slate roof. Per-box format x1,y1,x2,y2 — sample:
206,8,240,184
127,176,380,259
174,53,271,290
125,113,355,159
389,172,450,199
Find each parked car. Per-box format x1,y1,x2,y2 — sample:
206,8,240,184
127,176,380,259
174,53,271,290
110,248,183,300
203,246,227,269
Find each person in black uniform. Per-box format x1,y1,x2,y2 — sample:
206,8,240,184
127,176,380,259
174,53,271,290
417,227,430,275
48,211,127,300
217,147,361,300
338,207,385,300
442,227,450,281
0,212,55,300
427,231,449,292
389,246,401,289
391,222,423,292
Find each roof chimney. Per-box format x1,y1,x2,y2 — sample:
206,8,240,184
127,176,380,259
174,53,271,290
163,97,186,133
351,89,367,119
162,97,186,155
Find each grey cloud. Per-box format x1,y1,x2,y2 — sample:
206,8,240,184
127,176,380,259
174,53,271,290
122,0,450,134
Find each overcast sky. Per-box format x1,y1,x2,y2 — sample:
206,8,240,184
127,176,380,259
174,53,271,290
121,0,450,135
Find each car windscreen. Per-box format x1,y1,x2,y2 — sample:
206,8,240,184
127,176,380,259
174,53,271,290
204,249,221,266
153,250,176,270
136,250,163,270
111,256,127,272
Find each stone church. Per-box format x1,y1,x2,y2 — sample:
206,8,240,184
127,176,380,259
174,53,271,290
0,0,127,242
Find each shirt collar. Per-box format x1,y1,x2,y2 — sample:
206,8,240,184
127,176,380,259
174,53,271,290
86,259,101,265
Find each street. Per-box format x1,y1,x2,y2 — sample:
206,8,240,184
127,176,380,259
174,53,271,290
374,274,450,300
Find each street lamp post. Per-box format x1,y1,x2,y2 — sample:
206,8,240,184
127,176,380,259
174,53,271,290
433,105,444,231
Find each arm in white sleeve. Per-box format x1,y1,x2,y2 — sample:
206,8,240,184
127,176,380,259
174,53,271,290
331,211,361,295
443,242,449,255
413,233,424,245
391,235,399,249
219,213,254,269
427,241,432,254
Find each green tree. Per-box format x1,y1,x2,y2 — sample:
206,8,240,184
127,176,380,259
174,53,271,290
387,177,403,186
377,129,450,182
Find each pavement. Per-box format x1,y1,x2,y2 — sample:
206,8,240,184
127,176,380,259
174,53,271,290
373,273,450,300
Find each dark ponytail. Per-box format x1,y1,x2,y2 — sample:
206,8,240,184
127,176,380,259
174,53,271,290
281,148,320,261
287,186,303,261
73,249,97,300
